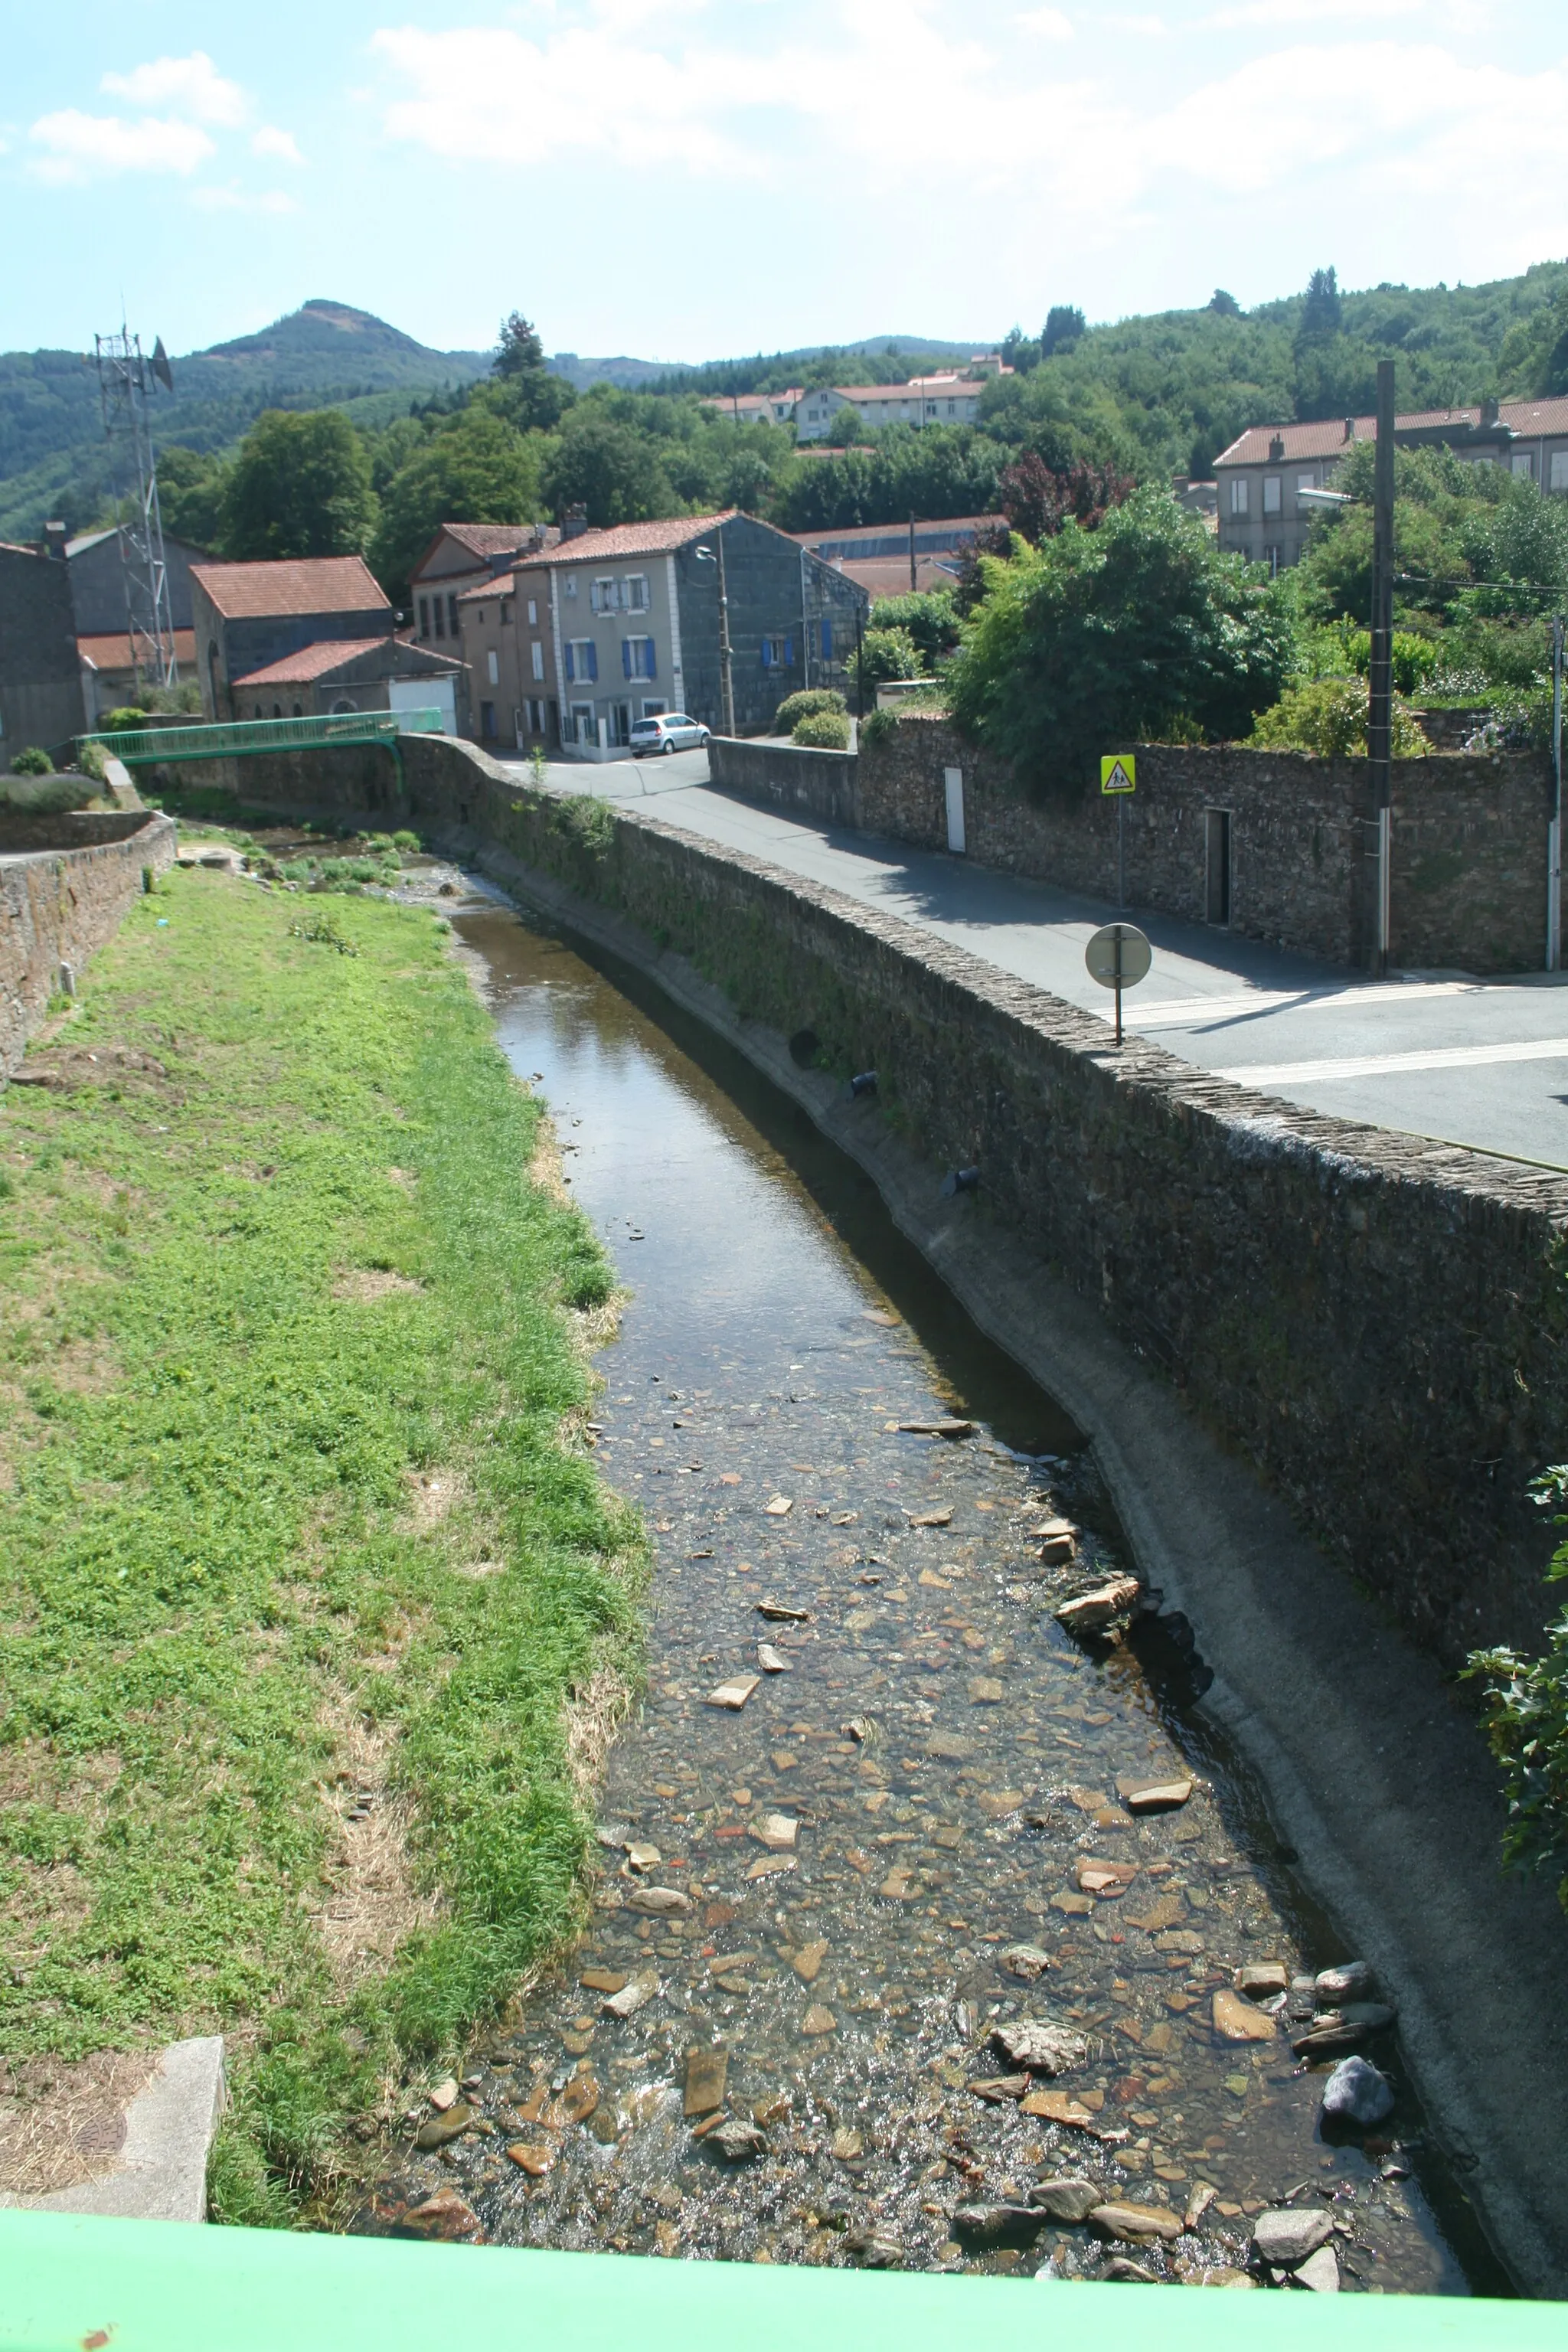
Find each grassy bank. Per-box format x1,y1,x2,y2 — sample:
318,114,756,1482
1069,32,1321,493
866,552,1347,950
0,871,643,2223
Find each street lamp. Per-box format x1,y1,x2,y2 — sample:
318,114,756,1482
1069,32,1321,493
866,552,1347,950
694,537,735,737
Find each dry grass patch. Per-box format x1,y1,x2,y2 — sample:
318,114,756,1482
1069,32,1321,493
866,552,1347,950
0,2049,159,2199
332,1269,423,1303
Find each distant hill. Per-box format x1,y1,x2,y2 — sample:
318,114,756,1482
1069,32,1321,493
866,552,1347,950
0,300,492,540
546,335,985,392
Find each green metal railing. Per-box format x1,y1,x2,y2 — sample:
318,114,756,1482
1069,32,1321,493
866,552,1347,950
0,2209,1538,2352
77,710,445,767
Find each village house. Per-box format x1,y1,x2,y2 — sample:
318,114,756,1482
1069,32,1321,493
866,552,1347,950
224,635,467,731
407,522,558,652
1214,395,1568,571
457,509,869,754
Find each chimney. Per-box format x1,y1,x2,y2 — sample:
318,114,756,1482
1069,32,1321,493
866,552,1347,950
1268,434,1285,460
1343,418,1356,443
43,521,67,560
561,503,589,541
1480,395,1500,430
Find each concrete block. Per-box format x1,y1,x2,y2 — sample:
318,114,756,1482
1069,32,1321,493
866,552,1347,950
2,2037,226,2223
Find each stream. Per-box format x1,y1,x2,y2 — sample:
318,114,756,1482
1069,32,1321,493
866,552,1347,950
363,874,1508,2295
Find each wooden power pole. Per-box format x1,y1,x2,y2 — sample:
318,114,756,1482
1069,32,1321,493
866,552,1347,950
1368,358,1396,974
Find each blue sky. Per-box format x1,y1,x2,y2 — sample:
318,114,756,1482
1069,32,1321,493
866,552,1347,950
4,0,1566,364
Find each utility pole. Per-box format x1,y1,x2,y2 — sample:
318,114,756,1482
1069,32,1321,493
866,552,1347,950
854,606,864,721
1367,357,1396,975
1550,612,1563,972
694,535,735,735
910,511,917,593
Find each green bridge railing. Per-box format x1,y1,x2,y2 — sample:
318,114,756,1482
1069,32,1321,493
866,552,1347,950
0,2210,1547,2352
77,710,445,767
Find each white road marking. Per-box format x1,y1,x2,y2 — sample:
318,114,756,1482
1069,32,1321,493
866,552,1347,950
1216,1037,1568,1086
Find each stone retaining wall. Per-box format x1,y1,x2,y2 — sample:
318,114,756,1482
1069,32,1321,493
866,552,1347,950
707,736,861,828
1,812,178,1079
190,731,1568,1668
854,717,1551,975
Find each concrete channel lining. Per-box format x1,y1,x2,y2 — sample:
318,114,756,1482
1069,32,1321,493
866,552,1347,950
457,826,1568,2301
0,2037,226,2223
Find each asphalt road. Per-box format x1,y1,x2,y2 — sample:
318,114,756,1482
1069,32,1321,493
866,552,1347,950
501,746,1568,1171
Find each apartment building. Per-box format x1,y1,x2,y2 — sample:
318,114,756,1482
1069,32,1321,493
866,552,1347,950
1214,395,1568,571
407,521,557,651
458,509,869,753
795,361,1011,442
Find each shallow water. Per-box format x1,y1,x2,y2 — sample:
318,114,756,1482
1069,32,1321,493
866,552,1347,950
364,883,1506,2295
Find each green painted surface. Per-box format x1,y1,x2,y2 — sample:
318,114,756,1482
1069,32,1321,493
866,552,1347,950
77,710,444,766
0,2211,1546,2352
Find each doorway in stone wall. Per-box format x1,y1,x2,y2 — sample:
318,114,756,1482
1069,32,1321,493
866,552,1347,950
1205,805,1232,926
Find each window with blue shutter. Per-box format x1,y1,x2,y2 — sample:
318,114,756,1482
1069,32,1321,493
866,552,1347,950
760,639,771,671
622,640,632,678
785,635,795,668
564,642,574,682
585,642,598,682
645,640,655,679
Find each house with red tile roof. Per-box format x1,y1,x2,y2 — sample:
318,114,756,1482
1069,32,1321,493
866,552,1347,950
228,633,467,732
407,521,558,655
1214,397,1568,573
455,508,870,754
191,555,394,720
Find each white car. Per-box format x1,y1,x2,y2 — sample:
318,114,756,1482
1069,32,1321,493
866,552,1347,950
630,713,710,756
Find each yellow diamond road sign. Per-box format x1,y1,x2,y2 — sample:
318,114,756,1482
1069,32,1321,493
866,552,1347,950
1101,754,1136,794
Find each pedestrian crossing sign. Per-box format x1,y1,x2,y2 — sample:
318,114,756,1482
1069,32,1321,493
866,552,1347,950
1101,754,1136,794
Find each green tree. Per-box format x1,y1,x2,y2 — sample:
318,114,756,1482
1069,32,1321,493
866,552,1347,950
489,311,576,432
860,590,959,666
946,487,1292,794
541,404,678,528
153,445,227,548
848,626,923,698
1298,266,1343,344
369,407,542,600
1041,305,1086,358
219,410,376,560
1208,289,1242,318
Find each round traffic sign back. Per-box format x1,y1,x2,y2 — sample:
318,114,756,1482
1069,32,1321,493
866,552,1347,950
1084,922,1152,990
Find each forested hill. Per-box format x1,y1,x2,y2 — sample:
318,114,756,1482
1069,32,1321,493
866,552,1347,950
0,301,492,541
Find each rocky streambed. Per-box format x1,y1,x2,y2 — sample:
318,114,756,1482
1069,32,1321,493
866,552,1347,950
357,885,1504,2296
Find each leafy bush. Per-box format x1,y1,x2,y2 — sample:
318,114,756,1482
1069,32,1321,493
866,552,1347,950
792,709,852,750
1468,1469,1568,1911
773,688,845,733
848,626,923,699
859,592,959,666
100,707,149,734
392,830,420,853
858,707,897,749
76,737,110,782
1249,676,1429,758
0,772,96,815
948,487,1292,795
10,746,53,776
1334,629,1442,697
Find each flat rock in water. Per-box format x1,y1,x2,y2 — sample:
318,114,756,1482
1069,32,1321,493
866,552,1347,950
505,2142,555,2176
1316,1961,1377,2004
763,1496,793,1516
427,2076,460,2112
744,1853,796,1881
1029,2177,1102,2223
683,2046,729,2118
1001,1943,1054,1980
756,1643,791,1674
926,1733,974,1761
897,1419,975,1439
968,2074,1031,2104
413,2102,473,2149
1020,2089,1099,2129
977,1788,1025,1818
907,1507,953,1527
560,2073,599,2123
603,1973,657,2019
1236,1962,1289,1998
580,1968,627,1995
1291,2002,1395,2056
707,1675,761,1710
1118,1775,1194,1813
1252,2208,1333,2267
1091,2201,1184,2244
394,2189,481,2242
969,1676,1005,1704
1212,1988,1277,2042
623,1841,661,1872
751,1812,799,1851
800,2004,837,2036
1321,2054,1395,2125
626,1886,693,1917
1293,2244,1341,2293
1055,1578,1140,1633
1102,2258,1158,2282
757,1599,812,1622
789,1939,828,1982
1124,1891,1186,1933
846,2233,902,2268
706,2117,767,2161
1076,1858,1137,1896
991,2020,1088,2075
952,2203,1045,2247
1037,1534,1076,1564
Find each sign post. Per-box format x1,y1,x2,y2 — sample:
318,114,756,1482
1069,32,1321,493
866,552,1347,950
1100,753,1136,908
1085,920,1152,1048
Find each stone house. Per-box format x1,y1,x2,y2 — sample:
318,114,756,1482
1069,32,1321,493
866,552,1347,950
1214,394,1568,572
456,509,870,754
49,524,211,636
191,557,393,720
407,522,557,653
227,635,467,731
0,541,86,768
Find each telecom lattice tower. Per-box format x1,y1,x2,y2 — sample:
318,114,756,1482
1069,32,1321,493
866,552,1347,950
93,325,178,695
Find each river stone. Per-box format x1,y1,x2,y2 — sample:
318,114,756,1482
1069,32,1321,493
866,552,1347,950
1321,2054,1395,2125
1102,2258,1158,2282
1252,2208,1333,2266
414,2101,473,2148
707,1675,761,1710
394,2188,481,2242
1028,2177,1102,2223
953,2203,1045,2247
1055,1578,1141,1634
706,2117,766,2162
603,1973,657,2019
1291,2003,1396,2056
1090,2202,1184,2244
1316,1961,1377,2004
626,1886,692,1917
1212,1988,1277,2041
1116,1774,1194,1812
1001,1943,1054,1980
1236,1962,1289,1998
969,2075,1031,2103
991,2020,1088,2075
683,2045,728,2118
1293,2244,1341,2292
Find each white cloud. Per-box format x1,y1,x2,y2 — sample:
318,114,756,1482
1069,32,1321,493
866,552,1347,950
28,109,215,183
251,125,304,165
1018,6,1074,34
100,51,246,127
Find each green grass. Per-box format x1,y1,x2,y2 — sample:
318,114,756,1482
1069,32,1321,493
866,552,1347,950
0,872,644,2223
